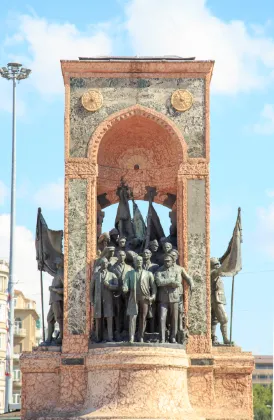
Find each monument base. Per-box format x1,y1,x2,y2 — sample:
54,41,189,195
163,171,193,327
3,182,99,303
20,345,253,420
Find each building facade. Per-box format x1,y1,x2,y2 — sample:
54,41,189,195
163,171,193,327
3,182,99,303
0,261,8,414
252,355,273,386
13,290,40,407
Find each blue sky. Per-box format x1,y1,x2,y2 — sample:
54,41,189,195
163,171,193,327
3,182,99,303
0,0,274,354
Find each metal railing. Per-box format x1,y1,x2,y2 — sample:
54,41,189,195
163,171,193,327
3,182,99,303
13,327,26,337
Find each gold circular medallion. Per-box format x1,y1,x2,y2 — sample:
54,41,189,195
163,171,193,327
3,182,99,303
81,89,103,112
171,89,193,112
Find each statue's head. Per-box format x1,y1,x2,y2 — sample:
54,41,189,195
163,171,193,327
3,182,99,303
130,237,142,249
210,257,220,269
109,228,119,243
143,249,152,261
118,250,126,263
170,249,179,264
135,255,143,269
163,242,172,254
107,246,115,257
98,232,110,247
100,257,108,270
149,239,159,253
119,237,127,248
164,255,173,269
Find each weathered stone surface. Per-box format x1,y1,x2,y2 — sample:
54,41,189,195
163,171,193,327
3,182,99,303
68,179,87,334
187,179,207,335
20,346,254,420
70,77,205,158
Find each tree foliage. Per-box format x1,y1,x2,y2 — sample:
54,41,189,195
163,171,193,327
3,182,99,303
253,383,273,420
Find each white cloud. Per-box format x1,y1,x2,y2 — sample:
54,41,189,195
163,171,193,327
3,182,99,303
125,0,274,94
253,104,274,135
5,15,113,96
0,181,8,206
257,202,274,258
34,178,64,211
266,189,274,198
0,214,51,317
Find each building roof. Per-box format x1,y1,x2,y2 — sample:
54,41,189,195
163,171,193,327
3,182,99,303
14,289,35,304
254,355,273,363
78,55,196,61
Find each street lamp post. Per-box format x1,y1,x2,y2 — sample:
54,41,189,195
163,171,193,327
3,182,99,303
0,63,31,413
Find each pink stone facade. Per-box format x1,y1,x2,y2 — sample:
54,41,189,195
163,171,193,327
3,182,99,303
20,346,253,419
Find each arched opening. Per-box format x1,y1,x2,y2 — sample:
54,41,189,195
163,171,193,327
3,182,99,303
89,106,186,207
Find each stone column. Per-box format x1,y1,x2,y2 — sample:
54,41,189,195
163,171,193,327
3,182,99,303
177,162,210,354
63,162,97,353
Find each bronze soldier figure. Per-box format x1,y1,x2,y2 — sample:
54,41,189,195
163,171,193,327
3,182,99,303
155,255,181,343
142,249,159,274
115,236,127,256
106,246,118,269
123,256,157,343
90,257,119,342
111,250,133,339
98,232,110,253
158,241,173,266
109,228,119,249
170,249,193,342
46,257,64,345
142,249,159,333
211,257,229,345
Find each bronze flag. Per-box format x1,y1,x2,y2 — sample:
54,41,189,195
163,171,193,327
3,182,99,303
132,200,147,241
219,208,243,277
35,208,63,276
149,203,165,242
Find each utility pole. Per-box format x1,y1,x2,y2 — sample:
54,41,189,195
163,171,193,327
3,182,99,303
0,63,31,413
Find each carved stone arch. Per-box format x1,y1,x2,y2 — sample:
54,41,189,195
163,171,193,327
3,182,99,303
87,104,188,166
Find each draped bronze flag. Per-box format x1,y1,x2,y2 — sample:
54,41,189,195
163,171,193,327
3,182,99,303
219,208,243,277
35,208,63,276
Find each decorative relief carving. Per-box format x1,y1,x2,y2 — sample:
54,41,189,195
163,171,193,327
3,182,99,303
81,89,103,112
88,105,187,166
187,335,211,354
65,161,97,177
178,161,209,176
188,370,214,408
171,89,193,112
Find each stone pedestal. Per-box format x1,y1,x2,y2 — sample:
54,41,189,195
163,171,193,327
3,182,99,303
20,346,202,420
20,345,253,420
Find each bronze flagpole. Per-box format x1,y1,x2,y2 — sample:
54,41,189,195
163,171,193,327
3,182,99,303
229,207,242,345
229,275,235,344
37,208,46,342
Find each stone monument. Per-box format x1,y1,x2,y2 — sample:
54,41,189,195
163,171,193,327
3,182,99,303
20,57,254,419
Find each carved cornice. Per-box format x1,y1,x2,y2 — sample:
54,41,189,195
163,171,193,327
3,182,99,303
60,60,215,84
65,160,97,177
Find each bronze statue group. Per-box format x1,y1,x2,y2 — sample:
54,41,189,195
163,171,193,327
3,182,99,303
90,232,194,344
43,180,231,347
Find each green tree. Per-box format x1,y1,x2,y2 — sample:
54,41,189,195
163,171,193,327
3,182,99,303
253,383,272,420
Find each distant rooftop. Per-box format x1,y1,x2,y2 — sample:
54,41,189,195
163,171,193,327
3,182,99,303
78,55,196,61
